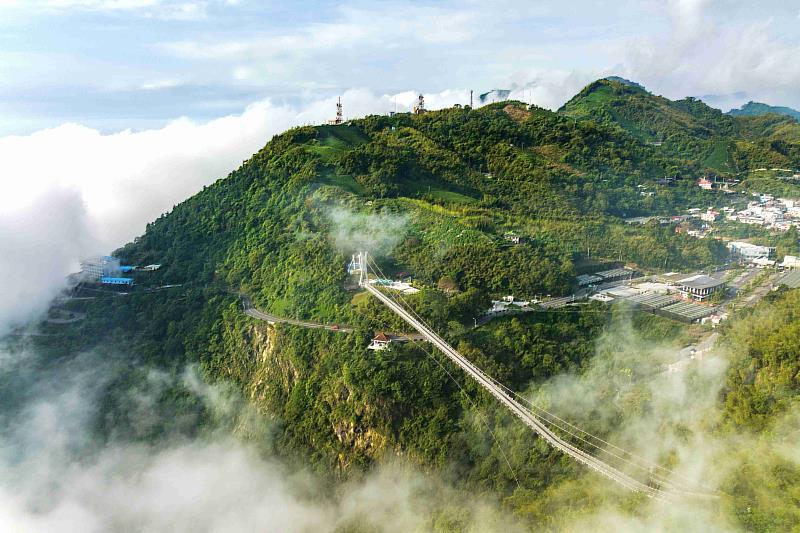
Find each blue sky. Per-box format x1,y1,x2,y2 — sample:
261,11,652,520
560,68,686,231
2,0,800,135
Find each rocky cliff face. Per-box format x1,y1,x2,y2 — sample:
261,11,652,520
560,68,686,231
208,309,393,473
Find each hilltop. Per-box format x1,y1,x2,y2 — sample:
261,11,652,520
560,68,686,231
559,78,800,173
728,101,800,122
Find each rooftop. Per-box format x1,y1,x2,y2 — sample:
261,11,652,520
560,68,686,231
678,274,725,290
781,270,800,289
595,268,635,280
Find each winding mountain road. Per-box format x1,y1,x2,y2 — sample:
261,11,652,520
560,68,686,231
241,296,354,333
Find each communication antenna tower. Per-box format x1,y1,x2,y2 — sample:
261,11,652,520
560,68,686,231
413,94,426,114
329,97,343,125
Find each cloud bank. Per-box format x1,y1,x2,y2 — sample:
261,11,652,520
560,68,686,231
0,87,474,328
0,346,517,533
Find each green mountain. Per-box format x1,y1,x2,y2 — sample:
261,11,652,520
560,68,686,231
603,76,646,91
559,78,800,173
31,90,800,530
728,101,800,122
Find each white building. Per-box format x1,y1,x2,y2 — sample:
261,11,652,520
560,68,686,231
368,332,392,351
752,257,776,268
727,241,775,261
782,256,800,269
700,208,720,222
80,256,120,281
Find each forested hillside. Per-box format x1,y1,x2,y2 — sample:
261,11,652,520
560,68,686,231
30,86,800,531
559,78,800,173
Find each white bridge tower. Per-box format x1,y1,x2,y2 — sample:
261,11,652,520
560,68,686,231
347,251,369,286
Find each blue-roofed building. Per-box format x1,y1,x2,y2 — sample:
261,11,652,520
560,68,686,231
81,256,137,283
99,277,134,286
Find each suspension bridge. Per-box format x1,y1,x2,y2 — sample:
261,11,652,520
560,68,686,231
349,251,716,502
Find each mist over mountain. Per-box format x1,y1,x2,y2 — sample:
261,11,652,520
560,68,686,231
3,79,800,531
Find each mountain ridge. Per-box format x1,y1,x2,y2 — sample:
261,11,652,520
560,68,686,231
727,100,800,121
558,78,800,172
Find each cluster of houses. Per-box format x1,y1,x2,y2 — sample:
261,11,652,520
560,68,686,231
726,194,800,231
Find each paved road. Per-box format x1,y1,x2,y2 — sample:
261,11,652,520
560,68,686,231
44,311,87,324
538,276,647,310
241,296,353,333
240,295,429,340
728,268,761,292
741,271,782,306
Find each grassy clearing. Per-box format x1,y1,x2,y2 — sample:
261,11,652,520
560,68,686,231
316,169,365,195
425,188,477,204
350,291,370,306
703,140,735,172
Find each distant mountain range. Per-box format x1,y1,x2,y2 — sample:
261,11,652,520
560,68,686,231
727,101,800,121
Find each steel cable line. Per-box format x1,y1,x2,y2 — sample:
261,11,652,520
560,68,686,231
362,255,671,499
361,255,716,499
364,308,522,488
362,266,666,500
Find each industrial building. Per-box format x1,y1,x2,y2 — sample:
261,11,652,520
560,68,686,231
80,256,121,280
577,274,602,286
594,267,637,282
781,270,800,289
676,274,725,301
782,256,800,269
727,241,775,262
80,255,135,286
606,285,718,323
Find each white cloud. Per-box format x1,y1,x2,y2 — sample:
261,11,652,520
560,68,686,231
140,78,183,90
0,87,476,248
620,0,800,107
0,351,517,533
161,4,477,62
0,87,473,329
44,0,161,8
0,190,96,335
9,0,216,20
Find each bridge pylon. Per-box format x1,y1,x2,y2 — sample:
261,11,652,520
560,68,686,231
347,251,369,286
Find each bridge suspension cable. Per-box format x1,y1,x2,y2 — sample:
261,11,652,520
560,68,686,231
358,252,714,500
